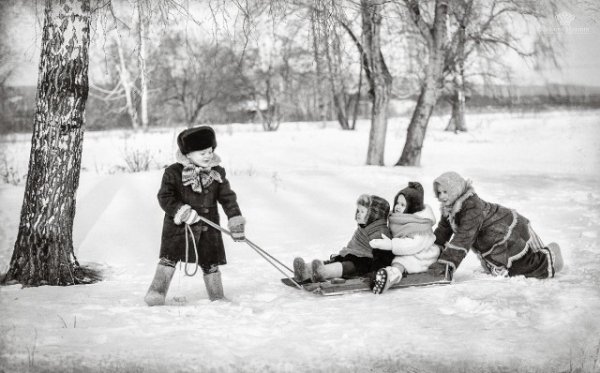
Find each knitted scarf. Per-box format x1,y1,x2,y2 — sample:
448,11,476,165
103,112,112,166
176,150,223,192
388,212,434,238
339,218,390,259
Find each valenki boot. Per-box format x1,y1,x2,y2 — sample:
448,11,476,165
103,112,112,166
144,263,176,306
312,260,343,282
548,242,564,274
203,270,225,301
293,257,313,282
372,265,403,294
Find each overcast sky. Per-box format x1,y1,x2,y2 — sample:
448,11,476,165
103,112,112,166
2,1,599,88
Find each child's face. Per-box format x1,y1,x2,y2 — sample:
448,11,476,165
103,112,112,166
394,195,407,213
187,148,214,167
436,186,452,206
355,205,368,224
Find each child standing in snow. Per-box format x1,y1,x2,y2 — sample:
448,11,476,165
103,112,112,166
293,195,391,282
427,171,563,280
369,182,441,294
144,126,246,306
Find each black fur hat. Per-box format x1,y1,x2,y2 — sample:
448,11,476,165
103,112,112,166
177,126,217,155
394,181,424,214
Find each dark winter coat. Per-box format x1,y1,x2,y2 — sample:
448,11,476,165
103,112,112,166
434,187,532,273
157,163,241,265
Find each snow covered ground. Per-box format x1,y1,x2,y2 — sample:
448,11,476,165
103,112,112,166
1,110,599,372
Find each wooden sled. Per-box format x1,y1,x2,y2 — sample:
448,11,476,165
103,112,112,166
281,271,451,296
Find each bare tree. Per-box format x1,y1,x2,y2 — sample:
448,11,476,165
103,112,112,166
155,33,247,126
310,0,328,124
339,0,392,165
137,0,149,130
396,0,448,166
443,0,561,133
319,0,358,130
3,0,99,286
445,9,467,132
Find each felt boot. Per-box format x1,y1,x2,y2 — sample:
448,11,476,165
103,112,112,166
144,263,176,306
293,257,313,282
312,260,343,282
548,242,564,274
203,270,225,301
373,266,403,295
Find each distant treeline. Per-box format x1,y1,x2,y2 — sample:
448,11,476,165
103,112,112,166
1,84,599,134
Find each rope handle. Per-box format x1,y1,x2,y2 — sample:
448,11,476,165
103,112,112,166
195,215,304,290
184,224,199,276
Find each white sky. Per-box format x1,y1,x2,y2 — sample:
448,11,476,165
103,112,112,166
3,0,600,87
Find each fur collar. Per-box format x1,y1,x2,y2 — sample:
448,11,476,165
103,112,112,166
175,149,221,168
440,185,475,222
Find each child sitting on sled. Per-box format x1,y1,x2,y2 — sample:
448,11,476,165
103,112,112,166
144,126,246,306
369,182,441,294
427,171,564,280
293,194,391,282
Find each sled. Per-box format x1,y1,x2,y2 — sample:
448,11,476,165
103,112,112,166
281,271,451,296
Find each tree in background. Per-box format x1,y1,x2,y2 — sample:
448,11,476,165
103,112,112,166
395,0,449,167
3,0,99,286
442,0,560,133
154,33,248,126
339,0,392,166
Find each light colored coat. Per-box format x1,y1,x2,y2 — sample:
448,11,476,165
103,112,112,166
390,205,440,273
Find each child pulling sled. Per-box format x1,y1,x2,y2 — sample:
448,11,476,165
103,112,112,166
144,126,246,306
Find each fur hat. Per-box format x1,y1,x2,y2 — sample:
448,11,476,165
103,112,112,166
177,126,217,155
433,171,468,206
357,194,390,226
395,181,424,214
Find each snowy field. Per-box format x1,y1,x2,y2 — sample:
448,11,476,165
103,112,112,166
1,110,600,372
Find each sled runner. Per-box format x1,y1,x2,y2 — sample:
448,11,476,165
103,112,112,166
281,271,451,296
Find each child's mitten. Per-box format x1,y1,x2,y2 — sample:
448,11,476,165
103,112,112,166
228,216,246,241
369,233,392,250
174,205,200,225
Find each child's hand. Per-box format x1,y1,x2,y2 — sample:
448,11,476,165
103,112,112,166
175,205,200,225
369,233,392,250
228,216,246,242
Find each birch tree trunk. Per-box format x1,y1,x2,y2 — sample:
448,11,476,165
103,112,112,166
137,1,148,131
115,33,139,130
397,0,448,166
311,0,327,124
446,24,467,132
4,0,92,286
323,13,350,130
362,0,392,166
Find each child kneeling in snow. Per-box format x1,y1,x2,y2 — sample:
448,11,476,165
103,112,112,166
369,182,440,294
428,171,563,280
144,126,246,306
293,195,391,282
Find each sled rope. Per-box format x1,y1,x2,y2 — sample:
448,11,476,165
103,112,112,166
183,224,200,276
195,215,304,290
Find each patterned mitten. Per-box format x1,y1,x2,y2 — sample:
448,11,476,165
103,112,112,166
174,205,200,225
228,216,246,241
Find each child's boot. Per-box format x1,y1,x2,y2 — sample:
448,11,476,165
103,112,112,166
312,260,343,282
548,242,564,274
373,266,403,295
203,270,225,301
293,257,313,282
144,261,176,306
